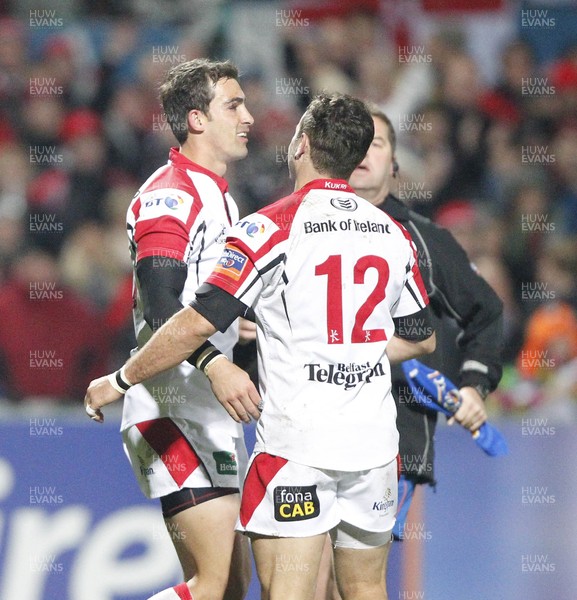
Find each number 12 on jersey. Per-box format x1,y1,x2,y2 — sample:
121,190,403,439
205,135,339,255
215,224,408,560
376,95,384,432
315,254,389,344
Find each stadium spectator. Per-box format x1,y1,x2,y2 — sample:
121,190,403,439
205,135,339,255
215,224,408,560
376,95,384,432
517,236,577,378
479,39,536,126
501,182,553,315
0,247,107,401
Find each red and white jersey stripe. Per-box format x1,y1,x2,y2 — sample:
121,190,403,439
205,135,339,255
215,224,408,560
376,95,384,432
206,178,429,471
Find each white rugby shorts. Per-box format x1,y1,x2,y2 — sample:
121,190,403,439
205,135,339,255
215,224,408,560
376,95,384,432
122,416,248,498
237,452,397,541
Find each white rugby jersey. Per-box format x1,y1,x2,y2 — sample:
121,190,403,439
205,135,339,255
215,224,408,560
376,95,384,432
121,147,240,435
205,178,429,470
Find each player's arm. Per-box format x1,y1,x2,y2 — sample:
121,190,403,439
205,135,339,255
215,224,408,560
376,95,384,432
125,278,255,386
136,254,227,372
134,281,260,423
128,304,217,381
84,284,261,423
137,255,187,329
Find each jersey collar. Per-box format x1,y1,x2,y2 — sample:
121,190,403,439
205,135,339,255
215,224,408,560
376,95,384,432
300,178,355,195
168,147,229,194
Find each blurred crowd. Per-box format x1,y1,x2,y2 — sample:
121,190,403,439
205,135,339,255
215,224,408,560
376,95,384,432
0,1,576,419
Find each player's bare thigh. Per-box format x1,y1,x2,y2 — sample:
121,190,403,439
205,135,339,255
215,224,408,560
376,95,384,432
251,533,327,600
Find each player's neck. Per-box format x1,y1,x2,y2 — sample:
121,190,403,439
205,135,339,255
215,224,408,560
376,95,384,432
179,142,227,177
293,165,339,192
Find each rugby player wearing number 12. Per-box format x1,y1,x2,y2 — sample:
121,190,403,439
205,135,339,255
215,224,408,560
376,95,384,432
85,93,435,600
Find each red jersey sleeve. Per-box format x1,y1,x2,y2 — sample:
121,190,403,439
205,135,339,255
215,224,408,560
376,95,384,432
130,189,201,262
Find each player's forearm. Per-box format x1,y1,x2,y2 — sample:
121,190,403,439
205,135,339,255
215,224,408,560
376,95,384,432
386,332,436,364
124,305,217,384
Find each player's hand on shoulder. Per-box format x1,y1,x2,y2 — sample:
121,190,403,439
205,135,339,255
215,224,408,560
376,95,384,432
84,375,123,424
206,358,261,424
448,386,487,432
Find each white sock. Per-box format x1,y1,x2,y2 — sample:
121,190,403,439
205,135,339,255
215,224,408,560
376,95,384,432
148,583,192,600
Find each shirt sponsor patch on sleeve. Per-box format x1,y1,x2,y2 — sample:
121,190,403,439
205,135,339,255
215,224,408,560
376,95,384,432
162,195,186,210
213,247,249,280
138,189,193,223
242,221,267,237
232,214,279,252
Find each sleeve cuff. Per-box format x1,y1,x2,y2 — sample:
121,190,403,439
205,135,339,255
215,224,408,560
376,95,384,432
190,283,250,333
459,370,492,393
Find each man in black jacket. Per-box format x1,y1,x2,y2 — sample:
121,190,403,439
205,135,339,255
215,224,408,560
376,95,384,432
348,106,503,543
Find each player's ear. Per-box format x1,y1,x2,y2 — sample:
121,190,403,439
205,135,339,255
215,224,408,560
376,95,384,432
187,109,206,133
294,132,309,160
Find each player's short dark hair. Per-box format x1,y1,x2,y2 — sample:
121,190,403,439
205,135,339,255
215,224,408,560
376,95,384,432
159,58,239,144
365,103,397,154
297,93,374,180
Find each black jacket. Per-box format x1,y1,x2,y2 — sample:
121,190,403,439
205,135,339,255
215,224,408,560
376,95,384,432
382,195,503,485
